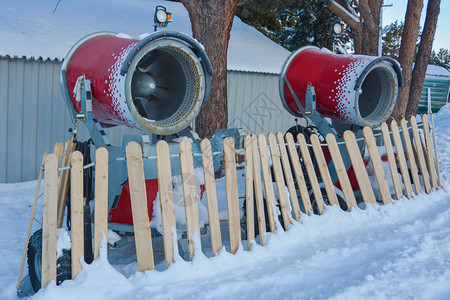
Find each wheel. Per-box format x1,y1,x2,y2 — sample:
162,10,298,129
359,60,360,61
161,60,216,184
242,196,285,237
27,229,72,293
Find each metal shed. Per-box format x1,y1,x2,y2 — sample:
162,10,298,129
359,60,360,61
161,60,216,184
417,65,450,113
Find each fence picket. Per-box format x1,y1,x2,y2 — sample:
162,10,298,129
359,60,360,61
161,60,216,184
200,139,223,256
257,134,277,231
325,134,357,209
156,141,176,267
41,154,58,288
94,147,108,260
276,132,301,221
363,127,392,204
251,134,266,244
297,133,325,214
430,113,443,187
343,131,376,204
57,140,76,228
399,118,421,195
421,114,438,190
310,134,339,206
268,133,292,230
126,142,155,271
285,133,312,215
223,137,241,254
380,123,403,200
53,142,64,170
244,136,255,248
409,116,431,194
70,151,84,279
179,140,201,260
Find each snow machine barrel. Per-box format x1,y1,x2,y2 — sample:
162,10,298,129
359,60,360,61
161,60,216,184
279,46,402,128
61,31,212,135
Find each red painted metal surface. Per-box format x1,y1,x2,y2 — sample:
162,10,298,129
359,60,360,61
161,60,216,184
281,47,365,124
108,179,206,225
66,35,139,127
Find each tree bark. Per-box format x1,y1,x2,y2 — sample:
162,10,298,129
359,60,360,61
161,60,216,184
328,0,382,55
406,0,441,117
180,0,243,138
391,0,423,119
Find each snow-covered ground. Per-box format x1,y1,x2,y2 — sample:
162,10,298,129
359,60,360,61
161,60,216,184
2,106,450,299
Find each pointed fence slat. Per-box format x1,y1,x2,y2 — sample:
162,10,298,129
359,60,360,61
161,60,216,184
363,127,391,204
126,142,155,271
179,140,201,260
94,148,108,260
286,133,312,215
53,142,64,170
268,133,292,230
430,113,443,188
297,133,325,214
380,123,403,200
421,114,438,190
310,134,339,206
17,152,47,290
41,154,58,288
223,137,241,254
409,116,431,194
70,151,84,279
251,134,266,244
257,134,277,231
156,141,176,267
276,132,301,221
200,139,223,256
244,136,255,248
390,120,413,198
399,118,421,195
325,134,357,209
343,131,376,204
57,140,76,228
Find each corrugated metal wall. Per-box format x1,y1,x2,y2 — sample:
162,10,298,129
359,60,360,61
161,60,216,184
227,71,297,135
0,59,294,183
418,77,450,114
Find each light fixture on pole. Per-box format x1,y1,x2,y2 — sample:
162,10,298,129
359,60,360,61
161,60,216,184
154,5,172,31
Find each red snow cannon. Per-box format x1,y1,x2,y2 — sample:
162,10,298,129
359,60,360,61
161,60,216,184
61,31,212,135
279,46,402,128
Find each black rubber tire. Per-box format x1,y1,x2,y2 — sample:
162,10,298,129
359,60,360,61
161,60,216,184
27,229,72,293
243,197,284,237
309,187,348,214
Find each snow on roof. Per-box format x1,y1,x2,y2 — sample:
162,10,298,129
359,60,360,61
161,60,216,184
426,65,450,81
0,0,290,74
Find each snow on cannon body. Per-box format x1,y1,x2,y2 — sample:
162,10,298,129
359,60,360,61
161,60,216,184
279,46,402,207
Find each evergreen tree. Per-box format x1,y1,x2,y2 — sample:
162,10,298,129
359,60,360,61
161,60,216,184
236,0,350,51
429,48,450,69
382,21,403,60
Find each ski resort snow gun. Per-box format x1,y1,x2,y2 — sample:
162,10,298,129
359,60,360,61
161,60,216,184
279,46,403,195
59,31,241,232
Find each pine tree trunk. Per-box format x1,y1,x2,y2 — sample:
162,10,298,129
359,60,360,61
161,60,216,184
181,0,242,138
406,0,441,117
391,0,423,119
328,0,382,55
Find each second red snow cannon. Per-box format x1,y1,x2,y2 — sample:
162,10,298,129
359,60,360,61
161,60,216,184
280,46,402,129
279,46,403,206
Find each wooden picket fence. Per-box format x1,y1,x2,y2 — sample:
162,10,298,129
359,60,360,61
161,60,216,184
35,114,442,288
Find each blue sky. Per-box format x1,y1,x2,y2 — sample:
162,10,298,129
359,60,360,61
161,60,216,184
382,0,449,51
